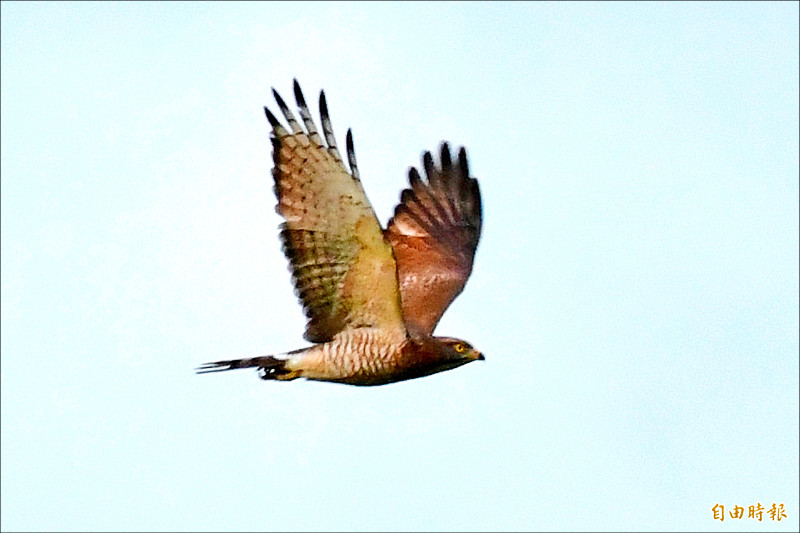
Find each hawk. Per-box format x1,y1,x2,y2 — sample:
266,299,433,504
198,80,483,386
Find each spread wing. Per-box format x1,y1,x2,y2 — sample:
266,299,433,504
265,80,406,343
386,143,482,337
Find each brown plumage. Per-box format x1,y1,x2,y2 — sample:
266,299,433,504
197,80,483,386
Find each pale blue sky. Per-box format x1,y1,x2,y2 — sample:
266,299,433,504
1,2,798,531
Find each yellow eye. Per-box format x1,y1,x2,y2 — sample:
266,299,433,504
454,343,466,353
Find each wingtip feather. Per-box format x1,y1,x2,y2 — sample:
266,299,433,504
293,79,306,108
422,151,435,178
272,87,287,110
439,142,453,171
264,106,281,128
346,129,360,179
319,90,329,118
458,147,469,178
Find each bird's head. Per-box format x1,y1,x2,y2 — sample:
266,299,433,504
433,336,485,363
398,335,484,382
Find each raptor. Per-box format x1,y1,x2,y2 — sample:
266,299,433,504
198,80,483,386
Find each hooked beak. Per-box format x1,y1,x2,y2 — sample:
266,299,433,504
473,350,485,361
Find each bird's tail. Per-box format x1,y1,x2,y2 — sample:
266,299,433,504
196,352,301,381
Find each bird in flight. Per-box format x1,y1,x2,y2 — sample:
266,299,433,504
198,80,483,386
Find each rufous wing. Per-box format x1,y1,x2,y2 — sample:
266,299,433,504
386,143,482,337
